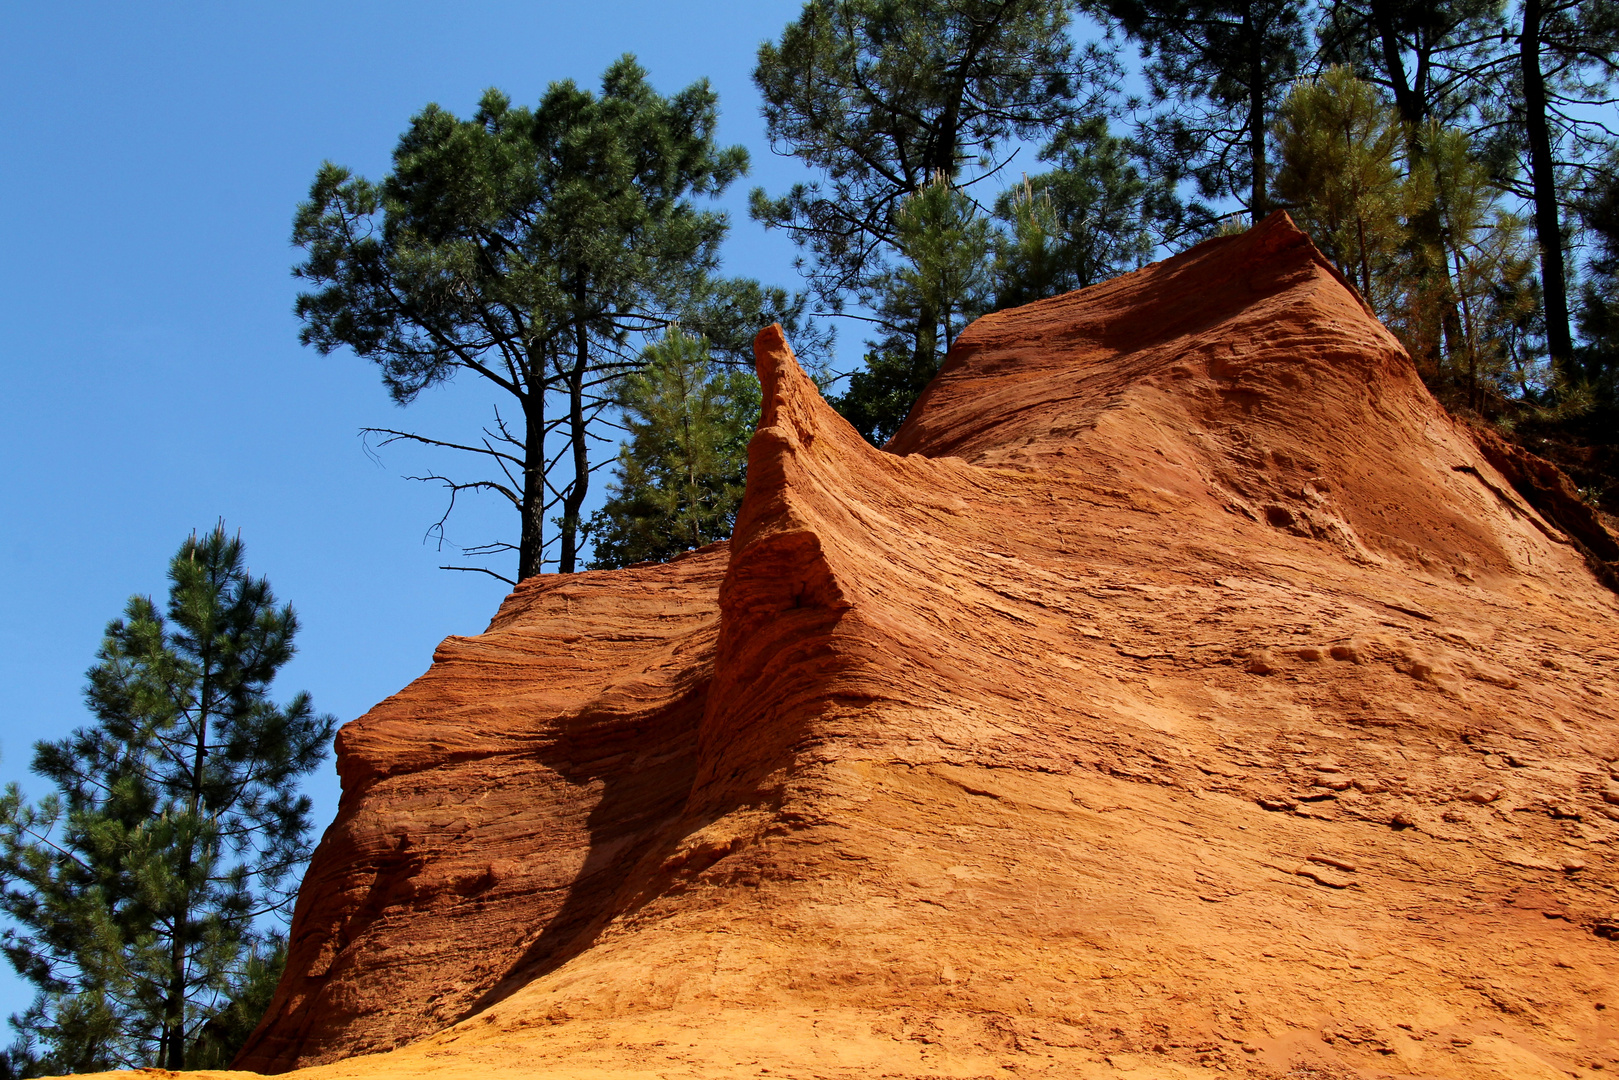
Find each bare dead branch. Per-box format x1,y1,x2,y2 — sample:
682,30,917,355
403,473,522,510
438,565,518,586
461,540,519,556
362,427,524,467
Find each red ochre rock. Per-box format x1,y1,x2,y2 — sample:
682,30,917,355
230,213,1619,1080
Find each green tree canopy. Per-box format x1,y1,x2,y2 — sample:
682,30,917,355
586,328,759,568
751,0,1099,306
1319,0,1618,379
1274,68,1538,403
1319,0,1502,134
0,527,334,1072
992,115,1180,308
838,174,996,444
294,56,800,580
752,0,1113,444
1501,0,1619,375
1575,158,1619,410
887,177,996,363
1092,0,1312,226
1420,123,1540,405
1273,66,1410,307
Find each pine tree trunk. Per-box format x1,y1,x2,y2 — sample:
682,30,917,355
558,290,590,574
680,360,700,552
1369,0,1460,377
1370,0,1420,124
518,383,546,581
913,300,940,397
1247,7,1268,223
1519,0,1575,371
165,918,187,1066
1398,138,1458,378
1357,213,1372,300
166,645,213,1069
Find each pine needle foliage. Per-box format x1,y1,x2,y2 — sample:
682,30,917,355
837,175,995,445
1091,0,1311,225
1274,69,1539,406
0,527,334,1072
751,0,1095,310
753,0,1109,445
992,116,1177,307
1419,124,1540,405
586,329,759,568
1274,67,1409,309
292,57,785,579
1576,160,1619,411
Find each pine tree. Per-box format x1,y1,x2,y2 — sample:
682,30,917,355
1093,0,1312,226
1506,0,1619,377
586,329,760,568
1272,68,1538,403
0,527,334,1072
1420,124,1540,406
992,116,1180,307
1576,160,1619,410
751,0,1095,302
837,175,995,444
1319,0,1617,381
753,0,1107,442
294,57,803,580
1318,0,1502,134
1317,0,1506,372
1273,67,1410,309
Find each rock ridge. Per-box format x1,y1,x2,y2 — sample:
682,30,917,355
237,212,1619,1080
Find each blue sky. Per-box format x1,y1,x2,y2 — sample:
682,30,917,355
0,0,841,1027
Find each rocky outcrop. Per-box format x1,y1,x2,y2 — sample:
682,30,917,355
233,552,726,1065
237,213,1619,1080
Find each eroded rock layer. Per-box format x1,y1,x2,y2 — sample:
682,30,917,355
239,213,1619,1080
235,551,726,1066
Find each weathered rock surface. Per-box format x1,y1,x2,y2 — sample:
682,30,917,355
233,549,726,1065
232,213,1619,1080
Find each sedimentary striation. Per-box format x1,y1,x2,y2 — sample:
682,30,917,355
233,213,1619,1080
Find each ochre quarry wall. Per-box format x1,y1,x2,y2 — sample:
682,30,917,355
234,213,1619,1080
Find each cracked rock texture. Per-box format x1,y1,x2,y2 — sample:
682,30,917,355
224,213,1618,1080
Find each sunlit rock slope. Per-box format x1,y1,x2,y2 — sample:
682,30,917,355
230,212,1619,1080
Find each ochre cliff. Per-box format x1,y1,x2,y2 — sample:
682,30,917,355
230,212,1619,1080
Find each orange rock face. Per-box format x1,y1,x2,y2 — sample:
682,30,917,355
237,214,1619,1080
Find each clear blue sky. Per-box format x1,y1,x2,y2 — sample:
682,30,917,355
0,0,846,1027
